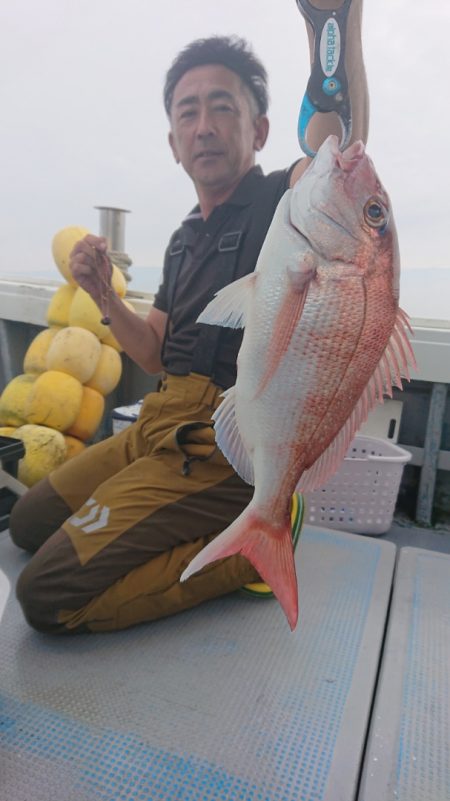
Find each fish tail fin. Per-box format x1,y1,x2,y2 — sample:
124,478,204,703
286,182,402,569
180,508,298,630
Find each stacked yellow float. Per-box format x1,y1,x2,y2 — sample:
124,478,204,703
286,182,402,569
0,226,135,486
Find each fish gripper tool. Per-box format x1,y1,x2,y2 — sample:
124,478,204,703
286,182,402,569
295,0,353,157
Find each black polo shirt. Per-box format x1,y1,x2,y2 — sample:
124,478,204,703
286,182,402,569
153,164,295,389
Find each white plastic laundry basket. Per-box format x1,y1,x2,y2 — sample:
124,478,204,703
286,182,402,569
304,435,412,535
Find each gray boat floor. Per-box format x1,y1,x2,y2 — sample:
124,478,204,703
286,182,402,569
1,522,450,801
359,546,450,801
379,518,450,554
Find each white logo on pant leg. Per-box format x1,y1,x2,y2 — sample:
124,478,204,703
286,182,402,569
69,498,110,533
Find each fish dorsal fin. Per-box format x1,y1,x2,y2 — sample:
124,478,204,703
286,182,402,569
212,386,255,485
197,273,257,329
298,307,416,493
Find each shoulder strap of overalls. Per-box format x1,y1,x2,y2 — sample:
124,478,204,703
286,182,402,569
165,226,197,316
191,226,245,379
160,225,196,359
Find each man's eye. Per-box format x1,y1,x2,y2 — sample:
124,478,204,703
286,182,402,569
180,109,196,120
213,104,233,113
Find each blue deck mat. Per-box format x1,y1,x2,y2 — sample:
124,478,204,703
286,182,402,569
0,526,395,801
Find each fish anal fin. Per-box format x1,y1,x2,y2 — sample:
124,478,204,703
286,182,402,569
299,307,416,493
180,507,299,630
197,273,257,329
393,307,417,377
213,386,254,485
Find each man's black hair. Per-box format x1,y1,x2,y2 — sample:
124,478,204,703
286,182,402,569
163,36,269,117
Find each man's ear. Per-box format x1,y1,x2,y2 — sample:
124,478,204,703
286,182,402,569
254,115,269,152
168,131,180,164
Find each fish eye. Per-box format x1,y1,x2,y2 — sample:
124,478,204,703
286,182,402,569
364,198,388,229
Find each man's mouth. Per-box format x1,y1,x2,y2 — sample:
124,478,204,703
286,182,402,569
194,150,224,160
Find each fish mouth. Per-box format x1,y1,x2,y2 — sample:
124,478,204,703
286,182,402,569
330,137,365,170
332,139,366,170
341,140,365,160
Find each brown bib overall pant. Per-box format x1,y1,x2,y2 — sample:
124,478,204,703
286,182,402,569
10,373,258,633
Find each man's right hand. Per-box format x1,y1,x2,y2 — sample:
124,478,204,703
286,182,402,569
69,234,113,307
69,233,167,375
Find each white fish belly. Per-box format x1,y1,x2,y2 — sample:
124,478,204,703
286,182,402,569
234,272,372,498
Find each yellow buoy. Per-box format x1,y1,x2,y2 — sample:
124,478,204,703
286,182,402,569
46,326,101,383
23,327,62,374
51,225,90,285
100,298,136,351
69,286,110,339
14,424,67,486
0,426,19,438
85,344,122,396
66,386,105,441
25,370,83,431
46,284,76,327
0,374,36,427
63,434,87,460
111,265,127,298
100,327,122,352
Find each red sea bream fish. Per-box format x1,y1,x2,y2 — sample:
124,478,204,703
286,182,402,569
181,134,416,630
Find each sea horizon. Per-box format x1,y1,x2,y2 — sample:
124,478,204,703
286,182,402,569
1,265,449,323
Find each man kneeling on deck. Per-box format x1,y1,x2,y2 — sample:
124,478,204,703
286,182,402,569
9,2,368,633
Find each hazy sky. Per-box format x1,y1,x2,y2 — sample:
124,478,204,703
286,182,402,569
1,0,449,286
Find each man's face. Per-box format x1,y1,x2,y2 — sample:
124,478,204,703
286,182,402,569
168,64,268,197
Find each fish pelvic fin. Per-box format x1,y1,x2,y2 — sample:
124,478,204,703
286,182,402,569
180,507,299,631
213,386,254,484
254,254,316,398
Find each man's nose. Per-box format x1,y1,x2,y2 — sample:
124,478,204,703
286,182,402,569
195,107,215,137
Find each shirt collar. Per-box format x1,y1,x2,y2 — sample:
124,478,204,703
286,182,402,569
224,165,264,207
182,166,264,224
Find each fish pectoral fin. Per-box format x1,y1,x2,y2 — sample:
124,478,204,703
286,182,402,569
286,250,317,292
298,306,417,493
212,386,255,485
254,253,316,398
197,273,257,329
